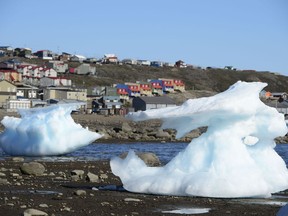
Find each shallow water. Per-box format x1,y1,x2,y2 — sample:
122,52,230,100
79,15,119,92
0,142,288,165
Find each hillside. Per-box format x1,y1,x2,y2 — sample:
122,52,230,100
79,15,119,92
2,56,288,93
64,64,288,93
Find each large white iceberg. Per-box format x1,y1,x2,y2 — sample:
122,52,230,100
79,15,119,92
0,104,102,156
111,81,288,198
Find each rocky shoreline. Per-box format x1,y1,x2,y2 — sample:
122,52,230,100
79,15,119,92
0,158,286,216
0,110,287,144
72,113,288,144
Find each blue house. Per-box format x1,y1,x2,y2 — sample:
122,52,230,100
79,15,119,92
150,61,163,67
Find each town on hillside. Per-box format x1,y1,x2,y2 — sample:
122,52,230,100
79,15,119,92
0,45,286,116
0,46,187,115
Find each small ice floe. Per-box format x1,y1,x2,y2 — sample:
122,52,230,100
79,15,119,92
162,207,211,214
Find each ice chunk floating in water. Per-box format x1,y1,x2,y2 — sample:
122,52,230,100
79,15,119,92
0,105,102,156
110,81,288,198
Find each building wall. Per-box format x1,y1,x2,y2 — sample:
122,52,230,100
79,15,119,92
6,100,31,112
76,64,96,75
132,98,146,111
46,61,68,73
0,80,17,107
67,91,87,101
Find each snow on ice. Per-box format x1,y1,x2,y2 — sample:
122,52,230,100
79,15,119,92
110,81,288,198
0,104,102,156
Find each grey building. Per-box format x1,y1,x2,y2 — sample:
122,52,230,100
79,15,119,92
45,61,68,73
132,96,176,111
75,63,96,75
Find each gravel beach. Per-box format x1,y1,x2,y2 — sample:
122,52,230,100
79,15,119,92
0,158,286,216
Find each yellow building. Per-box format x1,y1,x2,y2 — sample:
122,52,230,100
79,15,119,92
43,87,87,101
0,80,17,108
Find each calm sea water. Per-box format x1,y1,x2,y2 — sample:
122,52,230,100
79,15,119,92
0,142,288,165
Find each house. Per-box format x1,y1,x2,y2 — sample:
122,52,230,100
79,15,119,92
47,99,87,112
84,58,97,64
58,52,71,61
91,99,103,113
43,87,87,101
163,62,175,67
115,84,129,101
122,59,137,65
74,63,96,75
98,96,123,115
159,78,174,93
125,82,141,97
17,65,32,76
224,66,236,70
149,79,163,95
14,48,32,58
0,46,13,52
103,54,118,64
150,61,163,67
0,50,5,57
132,96,176,111
137,60,151,66
70,55,87,62
42,68,57,77
136,81,152,96
34,50,53,60
0,69,22,83
28,66,43,78
0,46,13,56
16,83,39,99
0,80,17,108
269,92,288,101
175,60,186,68
6,99,32,112
173,79,185,92
0,61,14,69
40,77,72,87
45,60,68,73
0,59,22,70
89,86,117,97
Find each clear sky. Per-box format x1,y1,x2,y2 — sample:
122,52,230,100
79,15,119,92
1,0,287,75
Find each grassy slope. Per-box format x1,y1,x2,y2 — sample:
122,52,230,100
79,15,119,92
66,64,288,93
2,57,288,93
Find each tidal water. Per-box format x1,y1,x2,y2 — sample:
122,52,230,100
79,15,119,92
0,142,288,165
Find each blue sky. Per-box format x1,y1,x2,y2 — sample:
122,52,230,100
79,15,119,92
1,0,287,74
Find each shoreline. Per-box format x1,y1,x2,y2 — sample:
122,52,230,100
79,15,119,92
0,158,286,215
1,110,288,144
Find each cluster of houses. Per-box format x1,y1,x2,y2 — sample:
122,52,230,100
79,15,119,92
0,46,196,69
0,46,187,115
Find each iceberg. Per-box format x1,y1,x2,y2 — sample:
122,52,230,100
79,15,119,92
111,81,288,198
0,104,102,156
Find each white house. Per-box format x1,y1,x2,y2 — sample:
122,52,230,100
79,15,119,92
122,59,137,65
42,68,57,77
40,77,72,87
75,63,96,75
137,60,151,66
45,61,68,73
103,54,118,64
70,55,87,62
